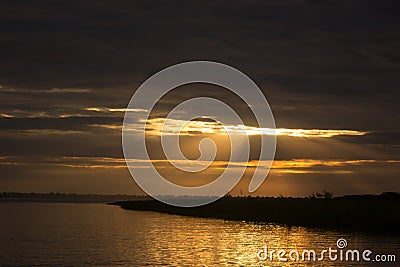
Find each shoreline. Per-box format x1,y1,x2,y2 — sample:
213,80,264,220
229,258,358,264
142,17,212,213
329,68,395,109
111,193,400,235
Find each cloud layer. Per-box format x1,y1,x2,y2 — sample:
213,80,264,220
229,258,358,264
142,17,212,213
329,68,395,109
0,0,399,195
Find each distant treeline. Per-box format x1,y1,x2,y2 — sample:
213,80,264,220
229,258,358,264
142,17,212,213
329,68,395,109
0,192,150,203
112,192,400,234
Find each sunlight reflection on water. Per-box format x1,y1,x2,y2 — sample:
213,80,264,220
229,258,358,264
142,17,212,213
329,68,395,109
0,203,398,266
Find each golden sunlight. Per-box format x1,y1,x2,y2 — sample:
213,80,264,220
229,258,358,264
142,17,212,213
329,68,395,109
143,117,368,138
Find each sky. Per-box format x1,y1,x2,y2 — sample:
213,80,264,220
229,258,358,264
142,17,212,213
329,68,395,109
0,0,399,196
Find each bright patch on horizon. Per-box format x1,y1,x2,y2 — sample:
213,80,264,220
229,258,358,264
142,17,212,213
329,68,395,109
138,118,368,138
1,156,398,174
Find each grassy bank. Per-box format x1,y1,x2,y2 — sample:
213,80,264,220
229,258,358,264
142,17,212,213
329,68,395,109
112,192,400,234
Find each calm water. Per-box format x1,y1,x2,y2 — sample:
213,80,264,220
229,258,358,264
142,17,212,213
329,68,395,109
0,203,398,266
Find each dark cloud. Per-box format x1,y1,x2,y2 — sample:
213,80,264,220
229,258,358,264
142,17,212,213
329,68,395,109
0,117,119,131
0,0,398,127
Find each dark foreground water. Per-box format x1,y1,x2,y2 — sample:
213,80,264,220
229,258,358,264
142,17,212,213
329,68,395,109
0,202,398,266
